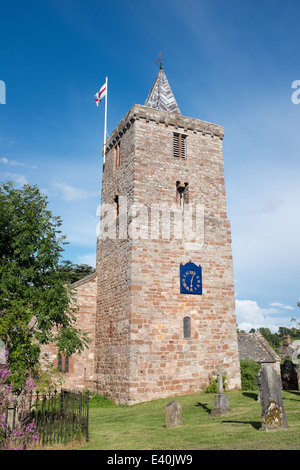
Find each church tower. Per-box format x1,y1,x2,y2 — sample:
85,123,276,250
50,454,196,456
95,65,241,404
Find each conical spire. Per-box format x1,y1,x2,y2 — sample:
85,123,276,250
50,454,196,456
144,64,181,115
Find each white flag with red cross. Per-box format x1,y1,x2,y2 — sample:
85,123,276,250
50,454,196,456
95,82,107,106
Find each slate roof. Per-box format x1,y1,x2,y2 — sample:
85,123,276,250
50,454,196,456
238,332,280,363
144,64,181,115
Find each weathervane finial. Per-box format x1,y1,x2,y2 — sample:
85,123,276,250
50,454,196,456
156,52,163,68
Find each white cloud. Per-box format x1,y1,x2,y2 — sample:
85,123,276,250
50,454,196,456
236,299,295,333
52,182,100,201
270,302,294,310
14,174,28,185
1,172,29,186
0,157,25,167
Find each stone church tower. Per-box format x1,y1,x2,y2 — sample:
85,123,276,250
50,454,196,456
95,65,241,404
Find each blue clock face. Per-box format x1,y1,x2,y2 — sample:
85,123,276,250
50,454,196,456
182,270,201,293
180,262,202,295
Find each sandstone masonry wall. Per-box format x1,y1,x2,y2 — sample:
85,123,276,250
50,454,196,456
95,104,241,404
41,274,97,391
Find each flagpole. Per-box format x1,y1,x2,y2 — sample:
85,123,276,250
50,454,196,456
103,76,108,164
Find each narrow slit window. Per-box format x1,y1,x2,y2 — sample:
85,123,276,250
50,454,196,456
114,194,119,217
108,321,113,338
116,143,120,167
57,354,62,371
173,133,186,159
183,317,191,339
64,356,70,373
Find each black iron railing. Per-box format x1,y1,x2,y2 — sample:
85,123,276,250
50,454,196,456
4,389,89,447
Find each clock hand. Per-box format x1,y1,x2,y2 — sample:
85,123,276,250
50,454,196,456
190,273,195,288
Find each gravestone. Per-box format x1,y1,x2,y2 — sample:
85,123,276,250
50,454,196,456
281,359,298,390
210,365,231,417
165,401,182,427
257,362,289,431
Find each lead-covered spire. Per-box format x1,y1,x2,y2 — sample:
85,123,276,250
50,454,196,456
144,64,181,115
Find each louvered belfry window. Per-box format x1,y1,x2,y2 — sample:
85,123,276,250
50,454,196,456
173,133,186,159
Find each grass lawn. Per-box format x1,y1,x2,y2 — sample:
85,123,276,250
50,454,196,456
74,390,300,451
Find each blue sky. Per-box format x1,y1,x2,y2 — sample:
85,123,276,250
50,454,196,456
0,0,299,332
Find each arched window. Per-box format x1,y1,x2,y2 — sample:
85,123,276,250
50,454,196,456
183,316,191,339
176,181,189,207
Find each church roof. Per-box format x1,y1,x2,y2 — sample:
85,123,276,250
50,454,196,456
144,64,181,115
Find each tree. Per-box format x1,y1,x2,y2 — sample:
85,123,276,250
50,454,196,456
0,181,89,389
58,260,95,284
286,317,300,339
278,326,292,337
258,327,281,349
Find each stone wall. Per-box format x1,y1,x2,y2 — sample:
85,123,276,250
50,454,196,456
41,274,97,391
95,117,135,403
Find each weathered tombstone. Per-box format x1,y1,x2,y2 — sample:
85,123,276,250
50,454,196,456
257,362,289,431
281,359,298,390
165,401,182,427
210,365,231,417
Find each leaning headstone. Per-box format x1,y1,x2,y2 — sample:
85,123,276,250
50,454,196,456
257,362,289,431
165,401,182,427
210,365,231,417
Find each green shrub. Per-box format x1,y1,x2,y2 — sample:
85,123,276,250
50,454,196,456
89,393,119,408
240,360,261,390
205,375,228,393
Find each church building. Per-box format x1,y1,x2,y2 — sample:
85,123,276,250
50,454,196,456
41,65,241,404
